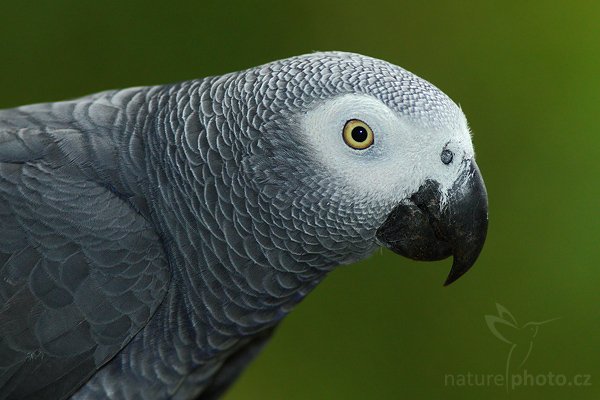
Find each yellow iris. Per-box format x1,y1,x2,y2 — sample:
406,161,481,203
342,119,374,150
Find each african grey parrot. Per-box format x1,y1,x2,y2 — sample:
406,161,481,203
0,52,488,399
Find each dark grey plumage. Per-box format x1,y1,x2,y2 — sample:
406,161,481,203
0,52,485,399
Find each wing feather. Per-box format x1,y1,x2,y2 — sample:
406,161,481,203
0,156,170,400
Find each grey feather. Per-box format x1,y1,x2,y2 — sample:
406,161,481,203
0,52,464,399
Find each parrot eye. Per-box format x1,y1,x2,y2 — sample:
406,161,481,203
343,119,374,150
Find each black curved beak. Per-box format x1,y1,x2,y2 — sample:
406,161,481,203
375,160,488,286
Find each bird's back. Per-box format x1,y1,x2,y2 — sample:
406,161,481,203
0,96,172,399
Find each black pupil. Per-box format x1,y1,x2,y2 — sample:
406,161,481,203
351,126,368,142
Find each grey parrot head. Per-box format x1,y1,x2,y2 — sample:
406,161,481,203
212,51,487,285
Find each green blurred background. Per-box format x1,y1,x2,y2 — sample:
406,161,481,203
1,1,598,399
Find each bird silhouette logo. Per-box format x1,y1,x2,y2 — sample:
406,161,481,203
485,303,559,390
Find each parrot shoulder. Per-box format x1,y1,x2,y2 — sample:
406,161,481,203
0,154,171,398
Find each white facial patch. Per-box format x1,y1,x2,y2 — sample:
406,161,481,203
299,94,474,207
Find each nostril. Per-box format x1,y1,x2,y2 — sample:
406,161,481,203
441,149,454,165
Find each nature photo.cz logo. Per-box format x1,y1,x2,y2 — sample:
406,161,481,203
444,303,592,391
